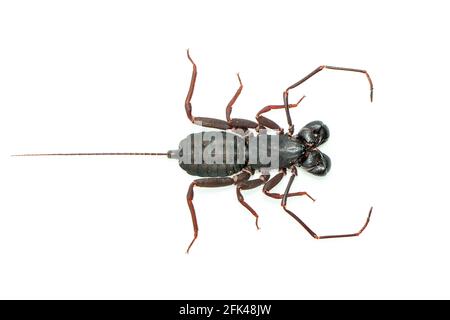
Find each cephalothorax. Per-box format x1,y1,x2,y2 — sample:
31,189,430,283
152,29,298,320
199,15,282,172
15,50,374,253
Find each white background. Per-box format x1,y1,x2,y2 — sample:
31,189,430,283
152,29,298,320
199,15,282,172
0,1,449,299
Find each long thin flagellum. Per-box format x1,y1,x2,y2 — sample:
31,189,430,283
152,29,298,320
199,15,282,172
12,152,168,157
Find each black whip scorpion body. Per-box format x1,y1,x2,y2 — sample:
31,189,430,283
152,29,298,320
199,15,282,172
15,50,374,252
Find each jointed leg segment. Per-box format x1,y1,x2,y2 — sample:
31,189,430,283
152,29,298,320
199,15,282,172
263,169,315,201
236,174,270,229
225,74,258,130
255,96,305,132
280,168,372,239
186,170,255,253
283,65,374,134
185,50,258,131
185,50,231,130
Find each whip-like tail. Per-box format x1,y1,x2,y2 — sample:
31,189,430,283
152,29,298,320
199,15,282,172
12,152,168,157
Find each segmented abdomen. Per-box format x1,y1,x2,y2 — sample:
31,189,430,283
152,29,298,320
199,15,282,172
177,131,247,177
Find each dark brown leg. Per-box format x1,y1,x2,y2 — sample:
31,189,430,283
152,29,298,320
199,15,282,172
223,73,259,130
280,170,372,239
186,171,251,253
229,118,259,131
256,96,305,132
263,169,315,201
284,65,373,134
236,174,270,229
185,50,231,130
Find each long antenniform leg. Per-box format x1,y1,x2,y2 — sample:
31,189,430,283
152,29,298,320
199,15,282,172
186,170,251,253
284,65,374,135
280,168,372,239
